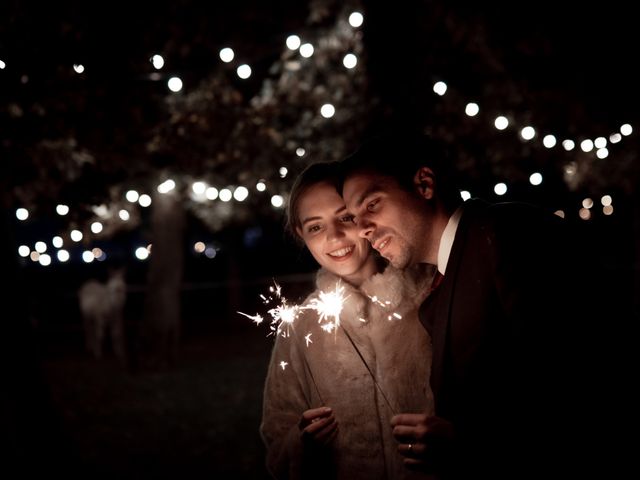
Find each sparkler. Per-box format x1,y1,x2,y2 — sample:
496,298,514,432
239,279,403,414
238,280,324,403
238,280,301,337
303,282,347,334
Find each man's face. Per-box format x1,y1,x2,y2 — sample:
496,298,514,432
342,171,432,269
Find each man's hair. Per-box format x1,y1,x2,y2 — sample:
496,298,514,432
285,160,342,242
339,131,463,213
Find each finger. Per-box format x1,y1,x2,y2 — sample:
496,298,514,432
300,407,332,428
391,413,426,427
398,442,424,457
403,457,426,468
392,424,418,441
303,407,332,421
303,415,335,436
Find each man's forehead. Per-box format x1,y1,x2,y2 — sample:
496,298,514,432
343,171,398,206
345,170,397,191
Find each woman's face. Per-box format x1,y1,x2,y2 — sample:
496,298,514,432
296,181,376,285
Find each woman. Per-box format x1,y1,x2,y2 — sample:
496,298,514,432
260,161,436,479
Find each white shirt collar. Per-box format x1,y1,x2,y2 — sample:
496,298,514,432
437,205,463,275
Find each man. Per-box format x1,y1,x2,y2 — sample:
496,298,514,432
339,133,608,478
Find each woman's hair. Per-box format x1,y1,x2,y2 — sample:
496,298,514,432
285,161,342,242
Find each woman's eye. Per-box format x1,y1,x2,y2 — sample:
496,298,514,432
340,214,355,223
307,225,321,233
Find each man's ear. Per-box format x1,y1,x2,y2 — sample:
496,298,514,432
413,167,435,199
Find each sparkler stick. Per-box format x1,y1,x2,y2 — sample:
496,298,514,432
340,326,397,415
302,281,398,415
296,339,325,405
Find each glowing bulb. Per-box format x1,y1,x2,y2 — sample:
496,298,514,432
16,208,29,221
299,43,314,58
580,139,594,152
433,81,447,96
343,53,357,69
56,204,69,215
139,194,152,207
542,135,557,148
349,12,364,27
237,64,252,79
465,103,479,116
151,54,164,69
126,190,139,202
529,172,543,185
234,186,249,201
286,35,301,50
219,47,234,63
520,126,536,140
494,183,507,196
271,195,284,208
168,76,183,92
219,189,232,202
320,104,335,118
494,116,508,130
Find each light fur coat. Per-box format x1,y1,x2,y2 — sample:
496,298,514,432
260,263,437,479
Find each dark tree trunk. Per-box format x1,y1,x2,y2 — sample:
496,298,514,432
141,191,185,368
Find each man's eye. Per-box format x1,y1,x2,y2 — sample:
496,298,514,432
366,199,379,212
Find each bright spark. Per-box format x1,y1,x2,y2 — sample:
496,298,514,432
304,282,347,333
268,301,301,337
368,295,387,307
237,311,264,325
304,333,313,346
279,361,288,370
240,280,301,337
368,294,401,320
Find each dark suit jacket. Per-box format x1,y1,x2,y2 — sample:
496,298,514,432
419,199,603,478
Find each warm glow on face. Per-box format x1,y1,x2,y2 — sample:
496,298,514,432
296,182,373,283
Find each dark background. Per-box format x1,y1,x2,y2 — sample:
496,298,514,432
2,1,638,478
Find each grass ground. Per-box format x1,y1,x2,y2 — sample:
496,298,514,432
41,324,274,479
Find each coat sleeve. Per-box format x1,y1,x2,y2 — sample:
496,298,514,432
259,324,315,479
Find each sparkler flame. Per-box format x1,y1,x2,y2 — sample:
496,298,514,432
304,281,347,333
239,278,402,411
238,280,301,338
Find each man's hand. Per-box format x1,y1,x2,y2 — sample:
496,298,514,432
391,413,455,469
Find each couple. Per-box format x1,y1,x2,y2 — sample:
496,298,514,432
261,133,601,479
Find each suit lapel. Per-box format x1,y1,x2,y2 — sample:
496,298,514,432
428,200,481,406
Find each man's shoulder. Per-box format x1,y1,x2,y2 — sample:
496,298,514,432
466,198,563,230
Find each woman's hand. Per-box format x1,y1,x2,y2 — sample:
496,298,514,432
299,407,338,447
